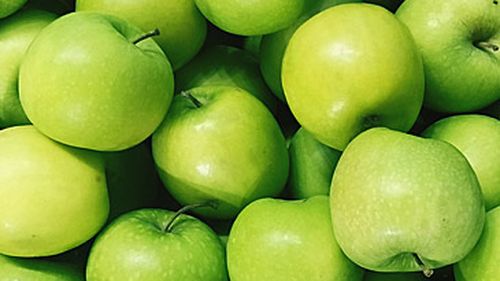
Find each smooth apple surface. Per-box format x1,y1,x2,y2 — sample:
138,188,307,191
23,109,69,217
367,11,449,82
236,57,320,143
227,196,364,281
331,128,485,273
282,3,424,150
0,9,56,128
0,0,28,18
0,254,83,281
0,125,109,257
19,12,174,151
396,0,500,113
422,114,500,210
152,86,289,219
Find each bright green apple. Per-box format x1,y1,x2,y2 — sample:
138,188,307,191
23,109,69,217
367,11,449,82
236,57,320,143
76,0,206,70
0,9,56,128
0,254,83,281
0,125,109,257
288,127,341,198
282,3,424,150
454,206,500,281
152,86,289,219
422,114,500,210
194,0,309,36
19,11,174,151
227,195,364,281
396,0,500,113
260,0,362,101
174,45,277,114
0,0,28,18
86,208,228,281
331,127,485,274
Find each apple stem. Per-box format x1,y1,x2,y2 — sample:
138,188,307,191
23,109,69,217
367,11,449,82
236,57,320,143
412,253,434,278
163,201,218,233
476,41,499,53
132,28,160,45
180,91,203,108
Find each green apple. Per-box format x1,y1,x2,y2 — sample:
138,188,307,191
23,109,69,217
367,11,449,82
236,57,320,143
288,127,341,198
396,0,500,113
364,271,425,281
174,45,277,114
152,86,289,219
0,9,56,128
0,125,109,257
331,127,485,274
422,114,500,210
86,208,228,281
194,0,309,36
0,0,28,18
227,195,364,281
454,206,500,281
260,0,362,101
76,0,206,70
19,11,174,151
0,254,83,281
282,3,424,150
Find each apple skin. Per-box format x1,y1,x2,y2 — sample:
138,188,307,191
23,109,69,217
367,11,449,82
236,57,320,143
152,86,289,219
194,0,308,36
86,208,228,281
0,125,109,257
0,0,28,18
19,11,174,151
282,3,424,150
227,195,364,281
288,127,341,199
331,127,485,272
0,254,83,281
76,0,206,70
0,9,56,128
454,206,500,281
422,114,500,210
396,0,500,113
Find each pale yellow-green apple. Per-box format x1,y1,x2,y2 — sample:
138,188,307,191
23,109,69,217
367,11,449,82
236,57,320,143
260,0,362,100
364,271,424,281
0,0,27,18
152,86,289,219
227,196,364,281
288,127,341,198
76,0,206,69
454,206,500,281
194,0,309,36
422,114,500,210
19,11,174,151
0,125,109,257
282,3,424,150
0,9,56,128
0,254,83,281
86,208,228,281
174,45,277,114
396,0,500,113
331,128,485,275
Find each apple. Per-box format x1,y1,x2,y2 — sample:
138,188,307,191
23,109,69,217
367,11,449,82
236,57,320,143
0,125,109,257
194,0,309,36
0,0,27,18
0,254,83,281
243,36,262,58
282,3,424,150
331,127,485,275
19,11,174,151
86,208,228,281
75,0,206,70
454,206,500,281
422,114,500,210
288,127,341,198
227,195,364,281
0,9,56,128
396,0,500,113
152,86,289,219
174,45,278,114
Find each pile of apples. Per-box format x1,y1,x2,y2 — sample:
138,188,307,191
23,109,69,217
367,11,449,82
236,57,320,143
0,0,499,280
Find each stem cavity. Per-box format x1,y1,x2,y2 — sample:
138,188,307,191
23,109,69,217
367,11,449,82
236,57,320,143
181,91,203,108
412,253,434,278
132,28,160,45
475,41,499,53
163,201,218,233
